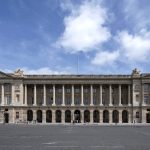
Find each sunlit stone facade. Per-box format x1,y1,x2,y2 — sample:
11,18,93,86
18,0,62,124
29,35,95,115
0,68,150,124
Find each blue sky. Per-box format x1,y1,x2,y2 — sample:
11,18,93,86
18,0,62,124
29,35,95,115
0,0,150,74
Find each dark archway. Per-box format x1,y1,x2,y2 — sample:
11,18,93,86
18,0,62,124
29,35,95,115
56,110,61,123
27,110,33,122
93,110,99,123
113,110,119,123
37,110,42,123
46,110,52,123
74,110,81,123
146,113,150,123
84,110,90,123
65,110,71,123
122,110,128,123
103,110,109,123
4,113,9,123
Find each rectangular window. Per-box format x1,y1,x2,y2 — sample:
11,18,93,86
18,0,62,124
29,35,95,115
136,94,140,102
49,89,53,93
144,84,150,92
66,89,71,93
16,94,20,102
84,89,89,93
16,112,19,119
144,95,149,103
93,89,97,93
75,89,80,93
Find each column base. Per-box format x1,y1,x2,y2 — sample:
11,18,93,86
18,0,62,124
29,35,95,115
61,104,65,106
90,104,94,106
52,104,56,106
71,104,75,106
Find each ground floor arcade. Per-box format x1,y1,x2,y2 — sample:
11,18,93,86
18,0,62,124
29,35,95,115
0,107,150,124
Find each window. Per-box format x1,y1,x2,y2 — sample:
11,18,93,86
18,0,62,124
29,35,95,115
16,94,20,102
136,112,139,118
93,89,97,93
49,89,53,93
144,84,150,92
84,88,89,93
136,94,140,102
75,89,80,93
58,89,62,93
66,89,71,93
144,95,149,104
16,112,19,119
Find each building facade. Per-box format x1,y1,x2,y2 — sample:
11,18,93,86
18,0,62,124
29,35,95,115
0,68,150,124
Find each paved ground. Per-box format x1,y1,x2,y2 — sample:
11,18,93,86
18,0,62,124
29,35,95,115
0,124,150,150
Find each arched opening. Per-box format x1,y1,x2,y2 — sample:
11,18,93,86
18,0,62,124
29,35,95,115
65,110,71,123
84,110,90,123
122,110,128,123
56,110,61,123
27,110,33,122
74,110,81,123
37,110,42,123
112,110,119,123
103,110,109,123
46,110,52,123
146,113,150,123
4,113,9,123
93,110,99,123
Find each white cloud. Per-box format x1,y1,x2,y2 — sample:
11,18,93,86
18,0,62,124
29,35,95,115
123,0,150,30
57,0,111,53
118,30,150,62
92,50,119,65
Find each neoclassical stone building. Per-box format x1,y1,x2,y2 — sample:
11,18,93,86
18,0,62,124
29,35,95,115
0,68,150,124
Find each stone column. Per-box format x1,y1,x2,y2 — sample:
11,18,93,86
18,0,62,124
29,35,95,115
81,85,84,106
81,110,84,123
109,85,112,106
52,110,55,123
24,84,27,105
71,85,74,106
33,110,36,123
1,84,4,105
42,110,46,123
142,84,145,106
61,110,65,123
109,110,112,123
43,85,46,106
100,85,103,106
119,110,122,123
119,85,122,105
128,111,131,123
128,85,131,106
71,110,74,122
62,85,65,106
100,110,103,123
52,85,56,106
34,85,37,105
90,110,93,123
90,85,93,106
11,84,15,105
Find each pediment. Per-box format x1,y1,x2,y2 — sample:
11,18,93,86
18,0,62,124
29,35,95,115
0,71,12,78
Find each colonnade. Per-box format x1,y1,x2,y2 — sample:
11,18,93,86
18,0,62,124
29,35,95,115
24,84,131,106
